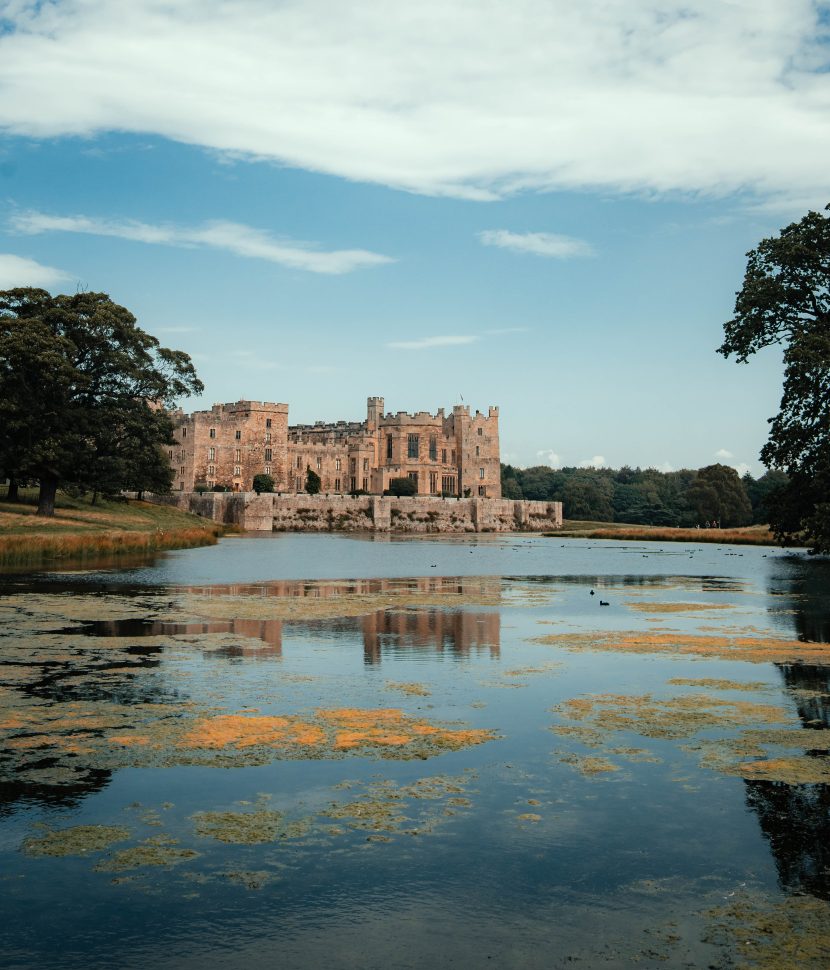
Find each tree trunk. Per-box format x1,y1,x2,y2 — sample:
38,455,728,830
37,475,59,517
91,490,98,506
6,475,18,502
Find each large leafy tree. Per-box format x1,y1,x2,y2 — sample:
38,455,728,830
0,288,202,515
719,205,829,552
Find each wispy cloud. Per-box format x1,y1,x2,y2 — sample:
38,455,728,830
2,2,824,203
714,448,734,459
11,211,394,275
0,253,72,289
536,449,562,469
387,335,478,351
578,455,606,469
478,230,594,259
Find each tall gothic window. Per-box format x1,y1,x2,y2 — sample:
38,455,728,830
407,434,419,459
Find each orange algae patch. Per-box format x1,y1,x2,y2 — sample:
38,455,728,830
178,715,325,750
319,708,496,754
108,734,151,747
535,630,830,665
627,602,732,614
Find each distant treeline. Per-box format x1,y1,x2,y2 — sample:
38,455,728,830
500,462,788,528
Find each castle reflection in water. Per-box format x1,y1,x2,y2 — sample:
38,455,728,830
129,576,502,662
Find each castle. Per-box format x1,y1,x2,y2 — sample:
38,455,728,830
168,397,502,498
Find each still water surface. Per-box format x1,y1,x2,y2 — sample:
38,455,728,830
1,533,828,969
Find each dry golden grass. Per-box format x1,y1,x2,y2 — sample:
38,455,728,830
0,494,221,566
551,521,777,546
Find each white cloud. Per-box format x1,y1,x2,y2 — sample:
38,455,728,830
0,253,72,289
578,455,606,469
387,335,477,351
714,448,734,459
478,230,594,259
732,462,752,477
535,449,562,469
11,211,394,275
0,2,826,204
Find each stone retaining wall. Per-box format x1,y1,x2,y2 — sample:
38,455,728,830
144,492,563,533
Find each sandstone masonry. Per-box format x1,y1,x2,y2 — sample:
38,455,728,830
149,492,563,533
168,396,501,499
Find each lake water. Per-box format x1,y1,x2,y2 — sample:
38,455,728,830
1,533,829,969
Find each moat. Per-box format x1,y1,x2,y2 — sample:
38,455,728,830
1,533,828,969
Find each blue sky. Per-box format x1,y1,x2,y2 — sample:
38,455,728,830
1,1,828,476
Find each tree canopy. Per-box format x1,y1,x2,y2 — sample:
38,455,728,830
0,288,202,515
719,205,829,552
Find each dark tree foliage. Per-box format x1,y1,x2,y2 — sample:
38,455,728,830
0,288,202,515
500,462,761,528
386,476,418,496
743,469,790,526
719,205,830,552
685,464,752,527
305,466,321,495
253,473,275,494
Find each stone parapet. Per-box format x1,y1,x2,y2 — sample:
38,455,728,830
142,493,562,533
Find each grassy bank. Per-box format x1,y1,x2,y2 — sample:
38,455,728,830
0,490,223,567
549,520,778,546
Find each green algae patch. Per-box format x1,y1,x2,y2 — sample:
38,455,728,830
553,689,830,784
667,678,770,692
535,630,830,665
385,681,431,697
708,893,830,970
559,754,619,776
22,824,131,858
626,601,733,614
322,773,475,836
95,836,199,872
192,810,312,844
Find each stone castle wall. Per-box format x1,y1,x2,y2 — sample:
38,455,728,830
169,396,502,499
149,492,562,533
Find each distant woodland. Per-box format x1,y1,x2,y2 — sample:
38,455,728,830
500,462,787,529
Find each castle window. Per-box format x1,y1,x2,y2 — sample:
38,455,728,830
297,455,302,468
208,447,215,460
363,458,368,472
235,448,241,461
335,458,341,471
265,448,272,461
350,477,356,492
407,471,418,488
451,450,456,464
362,477,368,492
407,434,419,459
478,485,486,496
429,472,438,493
441,448,447,464
479,467,485,478
265,432,271,443
209,428,216,439
180,466,185,475
182,428,187,438
475,445,479,457
266,418,272,429
386,435,393,461
350,458,356,473
264,465,271,475
317,457,322,471
168,450,173,460
207,480,214,488
208,464,215,475
477,427,483,436
429,436,437,460
234,466,241,477
335,478,341,492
